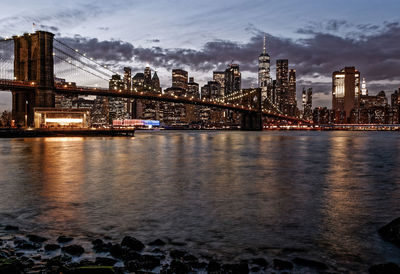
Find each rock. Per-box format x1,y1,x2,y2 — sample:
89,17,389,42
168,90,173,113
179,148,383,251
170,241,186,246
369,262,400,274
148,239,166,246
151,248,162,253
109,244,124,259
27,234,47,243
222,262,249,274
0,249,13,258
92,239,104,246
273,259,293,270
207,260,221,272
183,254,197,262
251,257,268,267
4,225,19,231
57,235,74,243
62,245,85,256
125,260,141,272
292,257,328,270
170,249,186,259
31,254,41,260
170,260,191,274
0,258,23,274
378,218,400,247
46,255,72,267
45,244,61,251
73,266,115,274
14,239,40,250
140,254,160,270
251,266,260,272
92,239,111,253
121,236,144,251
95,257,117,266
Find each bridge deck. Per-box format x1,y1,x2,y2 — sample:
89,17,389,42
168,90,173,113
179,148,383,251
0,79,309,123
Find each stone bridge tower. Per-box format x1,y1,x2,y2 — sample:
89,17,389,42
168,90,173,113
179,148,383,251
12,31,54,127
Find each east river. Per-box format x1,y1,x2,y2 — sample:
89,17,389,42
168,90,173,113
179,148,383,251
0,131,399,271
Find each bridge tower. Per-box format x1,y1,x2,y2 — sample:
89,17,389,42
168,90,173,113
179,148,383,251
12,31,55,127
240,88,263,130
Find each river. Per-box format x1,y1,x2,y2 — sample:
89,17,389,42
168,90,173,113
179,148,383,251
0,130,399,271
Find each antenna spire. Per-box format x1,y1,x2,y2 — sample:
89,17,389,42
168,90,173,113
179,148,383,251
263,33,266,55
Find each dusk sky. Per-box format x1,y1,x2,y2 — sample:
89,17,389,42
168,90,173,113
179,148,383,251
1,0,400,111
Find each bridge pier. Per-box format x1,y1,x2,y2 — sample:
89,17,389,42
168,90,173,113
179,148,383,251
241,112,263,130
240,88,263,131
12,31,55,127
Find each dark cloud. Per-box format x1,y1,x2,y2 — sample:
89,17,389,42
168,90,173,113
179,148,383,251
58,35,134,62
55,21,400,95
39,25,59,32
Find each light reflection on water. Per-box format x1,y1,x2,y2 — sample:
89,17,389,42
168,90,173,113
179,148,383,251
0,131,399,269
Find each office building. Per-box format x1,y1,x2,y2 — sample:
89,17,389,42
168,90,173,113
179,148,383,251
225,64,241,96
172,69,188,91
332,67,361,121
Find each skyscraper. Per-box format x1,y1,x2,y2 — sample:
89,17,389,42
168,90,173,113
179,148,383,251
302,87,312,120
172,69,188,91
361,77,368,96
213,71,225,97
152,71,161,92
123,67,131,91
225,64,241,96
188,77,199,97
258,34,271,101
276,59,289,111
287,69,297,116
332,67,361,120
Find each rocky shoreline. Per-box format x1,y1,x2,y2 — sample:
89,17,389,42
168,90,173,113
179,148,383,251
1,222,400,274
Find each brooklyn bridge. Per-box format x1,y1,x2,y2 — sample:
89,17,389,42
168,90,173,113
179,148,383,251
0,31,309,130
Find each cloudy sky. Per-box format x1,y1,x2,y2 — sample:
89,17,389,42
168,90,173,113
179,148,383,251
1,0,400,111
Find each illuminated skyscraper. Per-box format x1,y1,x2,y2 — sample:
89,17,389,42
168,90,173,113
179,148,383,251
144,66,152,89
172,69,188,91
225,64,241,96
188,77,199,97
302,87,312,120
152,71,161,92
276,59,289,111
288,69,297,115
213,71,225,97
361,77,368,96
258,34,271,101
123,67,131,91
332,67,361,120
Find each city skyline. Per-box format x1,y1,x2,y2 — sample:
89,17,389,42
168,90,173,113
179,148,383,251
1,0,400,111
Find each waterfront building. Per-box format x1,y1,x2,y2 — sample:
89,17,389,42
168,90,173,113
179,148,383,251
172,69,188,91
332,67,361,122
258,34,271,101
312,107,335,124
225,64,241,96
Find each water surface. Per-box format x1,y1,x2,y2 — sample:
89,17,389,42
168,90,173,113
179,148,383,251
0,131,399,271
